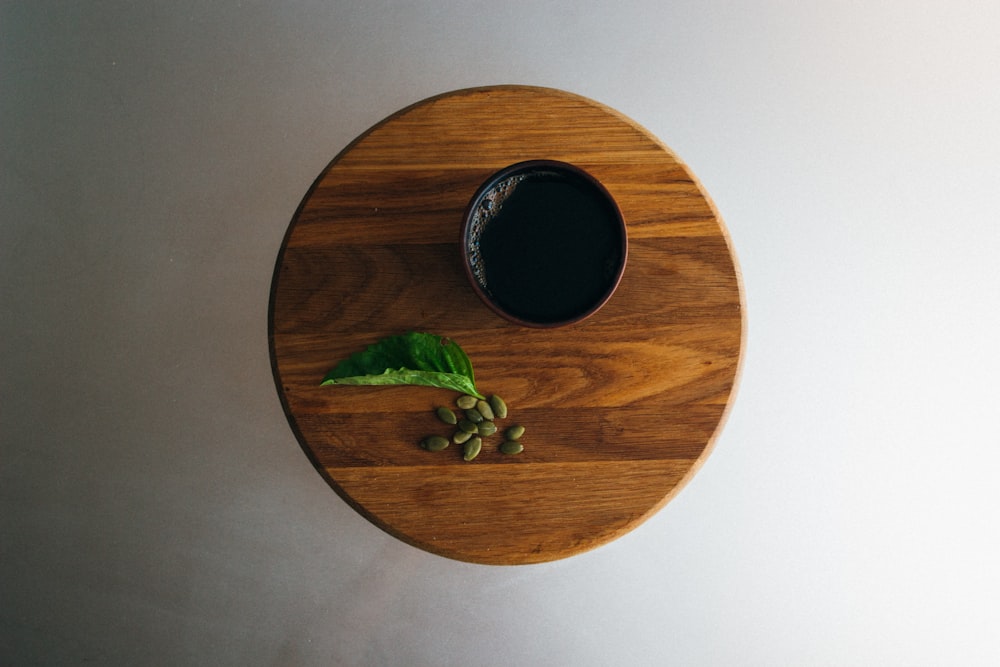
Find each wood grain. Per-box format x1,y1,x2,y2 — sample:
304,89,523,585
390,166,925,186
269,86,745,564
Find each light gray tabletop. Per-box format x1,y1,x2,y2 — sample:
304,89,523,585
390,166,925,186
3,2,999,665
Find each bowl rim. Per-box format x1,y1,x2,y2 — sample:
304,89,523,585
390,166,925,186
459,159,628,328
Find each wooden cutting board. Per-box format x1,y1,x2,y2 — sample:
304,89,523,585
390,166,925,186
269,86,744,565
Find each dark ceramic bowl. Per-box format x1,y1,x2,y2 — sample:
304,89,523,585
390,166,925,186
460,160,628,328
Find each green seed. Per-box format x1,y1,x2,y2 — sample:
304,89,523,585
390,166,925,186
500,440,523,455
436,406,457,425
504,424,525,440
457,395,478,410
464,408,484,424
488,394,508,419
421,435,450,452
458,419,478,434
476,399,494,420
477,420,497,436
453,429,472,444
463,436,482,461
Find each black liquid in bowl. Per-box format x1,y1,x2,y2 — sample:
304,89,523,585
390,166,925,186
461,160,627,328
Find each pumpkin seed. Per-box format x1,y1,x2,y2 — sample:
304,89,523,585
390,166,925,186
499,440,523,455
456,395,478,410
458,419,478,434
464,408,484,424
477,420,497,436
421,435,450,452
476,399,494,420
504,424,525,440
436,406,457,425
453,430,473,444
463,436,482,461
488,394,508,419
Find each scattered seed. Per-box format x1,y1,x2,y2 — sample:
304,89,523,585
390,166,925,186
504,424,525,440
463,436,482,461
436,406,457,425
476,399,494,420
423,392,521,460
488,394,508,419
500,440,523,455
421,435,450,452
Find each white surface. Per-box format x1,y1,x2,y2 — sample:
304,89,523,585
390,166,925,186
3,1,999,665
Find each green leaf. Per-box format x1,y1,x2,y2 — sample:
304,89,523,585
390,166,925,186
321,332,484,398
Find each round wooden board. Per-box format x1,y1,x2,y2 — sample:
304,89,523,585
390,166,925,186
269,86,744,565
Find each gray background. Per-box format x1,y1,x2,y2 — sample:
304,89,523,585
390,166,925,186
3,1,999,665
